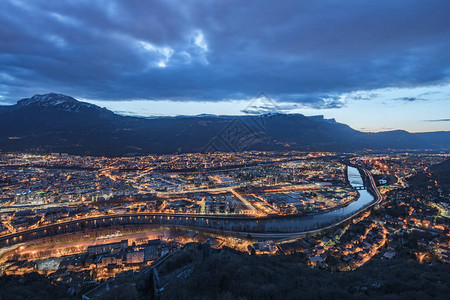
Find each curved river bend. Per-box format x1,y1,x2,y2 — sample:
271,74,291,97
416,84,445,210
193,166,375,233
0,166,377,246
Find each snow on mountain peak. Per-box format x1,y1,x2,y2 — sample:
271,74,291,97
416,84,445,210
16,93,95,112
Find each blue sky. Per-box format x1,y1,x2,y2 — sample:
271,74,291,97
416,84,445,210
0,0,449,132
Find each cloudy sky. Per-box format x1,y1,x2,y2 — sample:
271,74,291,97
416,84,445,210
0,0,449,132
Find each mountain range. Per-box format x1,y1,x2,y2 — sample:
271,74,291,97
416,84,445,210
0,93,448,155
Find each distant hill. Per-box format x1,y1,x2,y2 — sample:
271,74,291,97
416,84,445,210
0,93,449,155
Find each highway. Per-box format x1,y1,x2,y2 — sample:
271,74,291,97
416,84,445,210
361,168,383,205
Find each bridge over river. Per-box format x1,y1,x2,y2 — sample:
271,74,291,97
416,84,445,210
0,166,382,247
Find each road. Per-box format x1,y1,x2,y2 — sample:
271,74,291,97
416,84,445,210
230,189,259,215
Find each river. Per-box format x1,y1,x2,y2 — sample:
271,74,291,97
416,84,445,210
0,166,378,246
198,166,376,234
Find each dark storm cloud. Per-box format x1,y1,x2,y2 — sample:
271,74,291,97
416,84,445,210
0,0,449,107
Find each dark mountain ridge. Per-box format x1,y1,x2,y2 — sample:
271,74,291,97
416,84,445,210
0,93,448,155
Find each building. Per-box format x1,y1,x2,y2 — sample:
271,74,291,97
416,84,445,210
101,256,122,266
87,240,128,255
126,251,144,264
